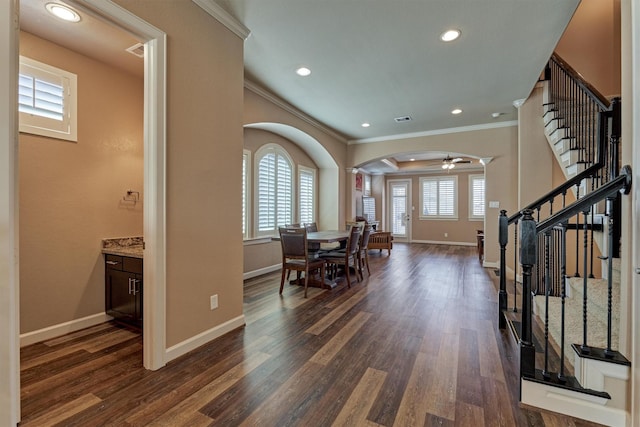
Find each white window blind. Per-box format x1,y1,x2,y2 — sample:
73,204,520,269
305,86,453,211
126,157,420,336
364,174,371,196
298,167,315,225
420,176,458,219
469,175,485,219
19,56,77,142
362,196,375,222
256,146,293,235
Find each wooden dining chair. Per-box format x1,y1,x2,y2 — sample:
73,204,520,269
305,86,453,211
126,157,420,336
320,225,362,289
304,222,322,256
279,226,325,298
357,224,373,277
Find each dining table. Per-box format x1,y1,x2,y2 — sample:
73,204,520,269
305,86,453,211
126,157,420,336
274,229,350,290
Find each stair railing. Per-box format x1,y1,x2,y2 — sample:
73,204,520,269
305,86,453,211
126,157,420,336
498,52,621,326
497,52,630,395
518,167,631,384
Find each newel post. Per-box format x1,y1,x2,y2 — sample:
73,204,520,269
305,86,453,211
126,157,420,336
498,210,508,329
519,209,537,379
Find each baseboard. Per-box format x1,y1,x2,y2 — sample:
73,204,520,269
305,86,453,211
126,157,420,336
244,264,281,280
165,315,246,363
411,239,475,247
20,312,113,347
521,378,628,427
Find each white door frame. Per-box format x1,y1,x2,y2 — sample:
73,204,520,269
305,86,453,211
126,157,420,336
66,0,168,371
0,1,166,423
387,178,412,242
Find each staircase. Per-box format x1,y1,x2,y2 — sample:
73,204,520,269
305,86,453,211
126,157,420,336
498,53,632,426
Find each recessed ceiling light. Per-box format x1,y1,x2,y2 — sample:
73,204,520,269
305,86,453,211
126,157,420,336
361,123,370,128
440,29,461,42
296,67,311,77
451,108,463,115
45,2,81,22
492,112,503,118
410,158,416,161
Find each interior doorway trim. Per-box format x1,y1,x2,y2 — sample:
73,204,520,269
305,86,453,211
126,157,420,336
80,0,168,372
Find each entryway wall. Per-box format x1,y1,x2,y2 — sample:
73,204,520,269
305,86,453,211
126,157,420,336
18,31,144,338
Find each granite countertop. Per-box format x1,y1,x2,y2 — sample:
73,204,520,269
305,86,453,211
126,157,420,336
102,236,144,259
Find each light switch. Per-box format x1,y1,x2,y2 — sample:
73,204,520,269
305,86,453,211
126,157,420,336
489,201,500,208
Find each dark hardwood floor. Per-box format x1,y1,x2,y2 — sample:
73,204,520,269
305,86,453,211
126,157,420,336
19,243,604,426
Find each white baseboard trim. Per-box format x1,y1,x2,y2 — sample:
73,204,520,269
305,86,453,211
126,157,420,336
20,312,112,347
165,315,246,363
521,379,628,427
411,239,475,247
244,264,281,280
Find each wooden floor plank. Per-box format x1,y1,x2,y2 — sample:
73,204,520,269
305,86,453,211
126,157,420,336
309,310,373,365
19,393,102,427
332,367,387,427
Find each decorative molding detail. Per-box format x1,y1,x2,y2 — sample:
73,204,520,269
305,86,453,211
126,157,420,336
243,264,281,280
20,313,112,347
381,158,399,171
165,315,246,363
480,157,493,165
349,120,518,145
192,0,250,40
346,168,359,174
244,80,348,144
513,98,526,108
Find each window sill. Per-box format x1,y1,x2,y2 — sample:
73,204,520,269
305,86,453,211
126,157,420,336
243,237,275,246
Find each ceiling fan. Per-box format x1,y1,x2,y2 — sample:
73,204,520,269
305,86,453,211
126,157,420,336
441,155,471,170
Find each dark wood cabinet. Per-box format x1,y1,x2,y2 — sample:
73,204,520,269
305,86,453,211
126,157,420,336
105,254,143,328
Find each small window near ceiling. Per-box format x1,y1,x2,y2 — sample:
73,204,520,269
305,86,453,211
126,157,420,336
18,56,77,142
469,174,485,220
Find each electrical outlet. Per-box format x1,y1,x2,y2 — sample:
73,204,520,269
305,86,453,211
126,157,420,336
210,294,218,310
444,232,448,237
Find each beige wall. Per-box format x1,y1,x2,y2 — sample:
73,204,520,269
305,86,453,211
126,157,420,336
115,0,245,348
556,0,621,97
348,125,519,265
19,31,144,333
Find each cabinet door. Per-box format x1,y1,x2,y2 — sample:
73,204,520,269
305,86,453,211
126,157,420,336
106,269,136,322
132,273,143,325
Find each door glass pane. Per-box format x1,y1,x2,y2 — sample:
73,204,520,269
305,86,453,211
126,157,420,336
391,184,407,235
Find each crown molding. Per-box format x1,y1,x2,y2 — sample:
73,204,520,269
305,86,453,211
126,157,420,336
348,120,518,145
192,0,251,40
244,80,348,144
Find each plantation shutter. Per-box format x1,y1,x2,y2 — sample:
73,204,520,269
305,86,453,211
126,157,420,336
471,176,485,218
258,153,276,232
438,178,455,216
299,168,314,224
276,154,293,227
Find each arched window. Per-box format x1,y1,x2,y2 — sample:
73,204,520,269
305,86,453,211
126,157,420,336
255,144,294,236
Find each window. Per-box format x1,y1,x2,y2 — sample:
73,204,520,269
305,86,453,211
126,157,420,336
363,196,376,222
364,174,371,196
419,176,458,219
469,174,485,219
19,56,77,142
298,166,315,225
242,150,251,239
255,145,294,236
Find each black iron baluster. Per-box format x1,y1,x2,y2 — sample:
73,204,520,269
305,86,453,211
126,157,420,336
558,221,567,383
542,231,551,380
574,186,581,277
580,209,590,354
589,176,595,279
513,219,518,312
605,197,615,357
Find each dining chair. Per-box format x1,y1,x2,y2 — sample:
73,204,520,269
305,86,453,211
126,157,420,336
304,222,322,256
279,226,325,298
357,224,373,277
320,225,362,289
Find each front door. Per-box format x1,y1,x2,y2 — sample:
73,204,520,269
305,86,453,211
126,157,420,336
388,179,411,242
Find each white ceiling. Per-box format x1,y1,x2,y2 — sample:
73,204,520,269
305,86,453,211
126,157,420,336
19,0,580,174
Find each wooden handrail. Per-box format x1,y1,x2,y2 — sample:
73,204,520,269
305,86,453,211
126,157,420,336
550,53,611,111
